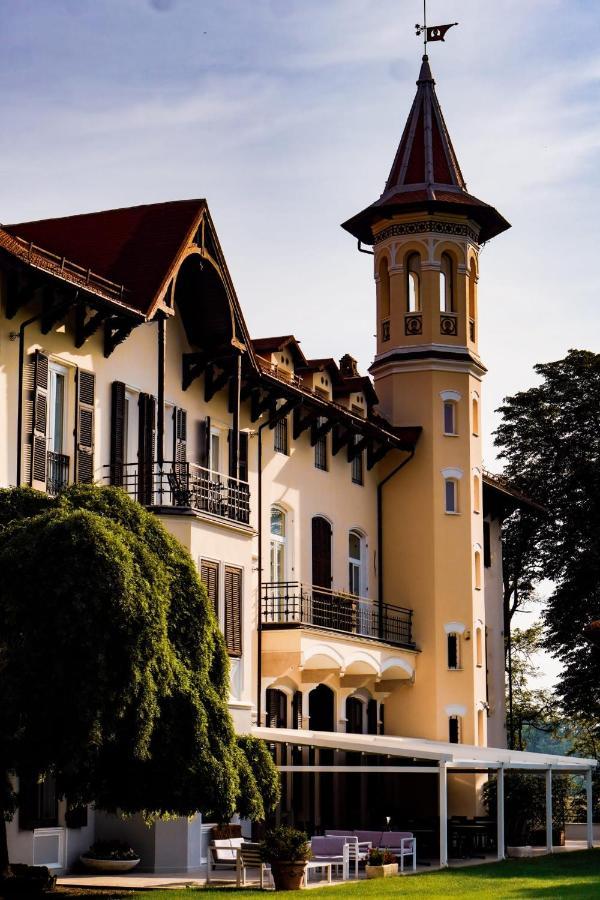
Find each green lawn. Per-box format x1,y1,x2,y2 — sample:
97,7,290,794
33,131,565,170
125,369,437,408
55,849,600,899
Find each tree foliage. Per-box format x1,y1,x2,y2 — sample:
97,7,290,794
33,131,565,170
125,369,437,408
495,350,600,720
510,625,559,752
0,485,279,869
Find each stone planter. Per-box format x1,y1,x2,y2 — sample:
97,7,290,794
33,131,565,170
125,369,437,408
366,862,399,879
80,855,141,872
270,860,307,891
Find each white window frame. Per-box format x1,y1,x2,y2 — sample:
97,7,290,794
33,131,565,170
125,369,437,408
48,361,69,455
348,529,366,597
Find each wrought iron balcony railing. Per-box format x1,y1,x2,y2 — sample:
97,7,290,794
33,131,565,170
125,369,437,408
261,581,414,648
47,451,69,497
105,461,250,525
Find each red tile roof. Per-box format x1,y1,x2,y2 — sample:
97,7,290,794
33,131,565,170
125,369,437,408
341,57,510,245
5,199,204,314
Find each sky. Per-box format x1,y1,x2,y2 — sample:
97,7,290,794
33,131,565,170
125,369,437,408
1,0,599,683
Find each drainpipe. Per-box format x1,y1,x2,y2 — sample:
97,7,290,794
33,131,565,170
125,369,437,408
256,416,271,728
377,449,415,638
156,314,165,466
14,313,42,487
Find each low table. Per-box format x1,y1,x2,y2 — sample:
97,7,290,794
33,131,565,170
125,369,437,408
303,860,334,885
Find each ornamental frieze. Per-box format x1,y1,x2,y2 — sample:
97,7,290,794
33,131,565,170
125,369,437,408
374,220,480,245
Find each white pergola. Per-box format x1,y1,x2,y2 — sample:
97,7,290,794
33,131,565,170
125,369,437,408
252,726,597,866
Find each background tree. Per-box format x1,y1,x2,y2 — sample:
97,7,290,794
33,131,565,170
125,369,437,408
0,485,278,874
495,349,600,723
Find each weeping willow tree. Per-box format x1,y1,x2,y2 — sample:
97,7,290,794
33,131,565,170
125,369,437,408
0,485,279,875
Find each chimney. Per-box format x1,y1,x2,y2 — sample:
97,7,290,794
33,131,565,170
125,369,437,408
339,354,359,378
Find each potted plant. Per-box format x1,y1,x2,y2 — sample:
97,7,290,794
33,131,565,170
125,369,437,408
80,840,140,872
260,826,311,891
365,847,399,879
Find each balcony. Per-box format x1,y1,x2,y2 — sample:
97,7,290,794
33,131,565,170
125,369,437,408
106,461,250,525
47,451,69,497
261,582,414,649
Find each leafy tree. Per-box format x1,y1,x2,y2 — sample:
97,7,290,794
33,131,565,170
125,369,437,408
0,485,279,874
495,350,600,721
510,624,559,752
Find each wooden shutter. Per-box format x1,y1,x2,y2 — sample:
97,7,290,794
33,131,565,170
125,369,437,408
76,369,95,484
173,408,187,464
200,558,219,616
198,416,210,468
110,381,126,486
228,428,235,477
292,691,303,729
30,350,49,490
224,565,242,657
138,394,156,504
239,432,248,482
380,703,385,736
367,698,378,735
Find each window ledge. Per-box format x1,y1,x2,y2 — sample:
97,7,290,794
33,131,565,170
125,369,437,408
443,432,459,438
445,511,460,516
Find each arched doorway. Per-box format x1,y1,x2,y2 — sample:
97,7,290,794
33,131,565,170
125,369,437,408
308,685,335,830
309,684,334,732
346,697,364,734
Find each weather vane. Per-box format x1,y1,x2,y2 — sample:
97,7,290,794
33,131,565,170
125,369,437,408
415,1,458,54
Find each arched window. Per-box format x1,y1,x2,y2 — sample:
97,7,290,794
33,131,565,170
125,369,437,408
440,252,454,312
406,253,421,312
449,715,461,744
379,256,391,320
443,400,457,435
270,506,287,584
474,548,482,590
469,259,477,341
445,478,458,514
348,530,364,596
476,626,484,668
472,394,480,436
447,632,460,670
473,473,481,514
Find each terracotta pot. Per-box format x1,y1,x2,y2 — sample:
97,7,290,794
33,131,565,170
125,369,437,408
366,863,399,879
270,860,307,891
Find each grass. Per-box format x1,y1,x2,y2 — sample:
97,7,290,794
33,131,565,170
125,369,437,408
52,849,600,898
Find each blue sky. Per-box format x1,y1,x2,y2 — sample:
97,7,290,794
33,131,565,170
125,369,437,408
2,0,599,687
1,0,599,458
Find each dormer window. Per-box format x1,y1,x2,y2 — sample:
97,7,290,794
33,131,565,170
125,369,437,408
407,253,421,312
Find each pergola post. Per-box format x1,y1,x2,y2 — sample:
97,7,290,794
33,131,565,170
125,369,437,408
439,761,448,867
586,768,594,849
545,768,553,852
496,766,505,860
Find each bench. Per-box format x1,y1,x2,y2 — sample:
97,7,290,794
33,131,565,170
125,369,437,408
206,837,244,881
236,841,272,888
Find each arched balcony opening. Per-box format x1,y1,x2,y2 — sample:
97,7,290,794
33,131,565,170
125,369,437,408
309,684,335,732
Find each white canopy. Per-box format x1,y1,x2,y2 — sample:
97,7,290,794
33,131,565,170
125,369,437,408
252,726,597,772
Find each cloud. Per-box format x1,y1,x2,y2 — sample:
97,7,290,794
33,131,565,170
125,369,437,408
148,0,176,11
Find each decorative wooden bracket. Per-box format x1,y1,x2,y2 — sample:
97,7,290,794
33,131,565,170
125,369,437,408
268,397,302,429
293,405,318,440
104,316,136,358
5,270,38,320
367,441,392,470
205,362,231,402
74,303,109,348
182,351,210,391
251,389,277,423
310,415,335,447
40,287,77,335
332,423,355,456
347,433,370,462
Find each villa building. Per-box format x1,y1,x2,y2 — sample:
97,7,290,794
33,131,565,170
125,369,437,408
0,55,594,873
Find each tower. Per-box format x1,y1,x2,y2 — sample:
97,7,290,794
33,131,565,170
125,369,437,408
342,56,510,764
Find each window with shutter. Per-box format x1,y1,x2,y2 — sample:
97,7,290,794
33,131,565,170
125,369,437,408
266,688,287,729
138,394,156,504
367,699,378,735
76,369,95,484
239,432,249,482
200,559,219,617
198,417,210,469
173,408,187,466
18,774,58,830
30,350,49,490
110,381,126,486
224,565,242,657
292,691,303,729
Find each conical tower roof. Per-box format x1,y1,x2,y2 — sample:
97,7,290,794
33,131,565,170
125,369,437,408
342,56,509,245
